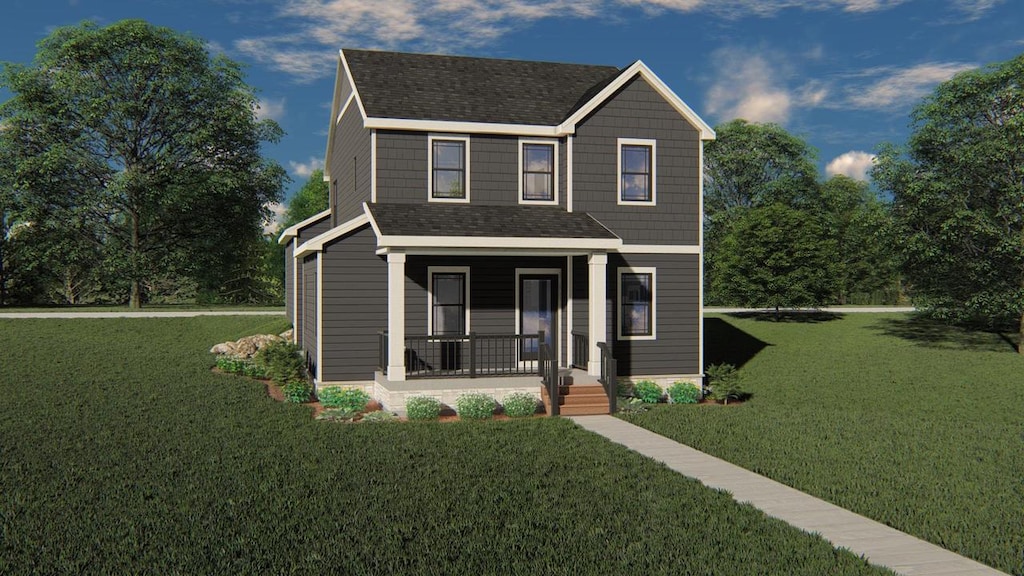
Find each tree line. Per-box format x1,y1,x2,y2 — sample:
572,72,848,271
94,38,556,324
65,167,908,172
1,21,1021,350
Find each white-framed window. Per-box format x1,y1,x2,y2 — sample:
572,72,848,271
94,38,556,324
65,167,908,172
617,267,656,340
617,137,656,205
428,266,470,335
519,138,558,204
428,134,470,202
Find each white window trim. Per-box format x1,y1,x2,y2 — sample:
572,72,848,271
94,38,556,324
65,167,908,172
617,137,657,206
427,266,471,336
514,268,563,366
518,138,559,205
617,267,656,341
427,134,470,203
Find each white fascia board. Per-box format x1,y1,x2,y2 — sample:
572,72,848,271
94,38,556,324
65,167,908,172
377,247,602,257
276,209,331,245
294,213,369,257
363,117,564,137
558,61,716,141
376,235,621,251
616,244,700,254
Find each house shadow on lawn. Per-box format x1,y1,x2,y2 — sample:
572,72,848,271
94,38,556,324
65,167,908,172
726,310,845,323
704,317,770,369
872,314,1019,353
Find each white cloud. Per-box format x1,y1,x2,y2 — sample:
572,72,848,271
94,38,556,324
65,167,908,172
846,62,975,110
263,201,288,235
705,47,793,123
255,97,287,121
622,0,909,17
826,151,876,181
288,156,324,178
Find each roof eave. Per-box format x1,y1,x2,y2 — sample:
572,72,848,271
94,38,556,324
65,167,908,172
276,209,332,245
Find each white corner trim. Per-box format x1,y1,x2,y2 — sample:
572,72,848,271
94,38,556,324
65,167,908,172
617,266,657,341
427,266,471,336
365,117,562,137
697,139,705,376
558,61,716,140
566,135,574,213
518,138,559,205
294,213,370,257
565,255,573,362
427,134,471,203
617,137,657,206
370,129,377,203
335,92,355,126
316,251,323,382
616,244,700,254
277,209,331,245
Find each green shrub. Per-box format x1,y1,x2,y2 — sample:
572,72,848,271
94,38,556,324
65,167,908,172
360,410,398,423
316,407,358,421
633,380,663,404
667,381,700,404
405,396,442,421
318,387,370,412
255,340,306,388
706,363,745,404
282,380,312,403
502,392,539,418
618,397,648,414
456,393,497,420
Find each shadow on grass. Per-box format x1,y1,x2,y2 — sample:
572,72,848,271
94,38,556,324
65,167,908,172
704,317,770,369
726,310,846,323
873,314,1019,353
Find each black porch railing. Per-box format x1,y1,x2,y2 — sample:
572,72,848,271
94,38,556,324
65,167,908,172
597,341,617,414
379,331,542,379
571,330,588,369
538,330,559,416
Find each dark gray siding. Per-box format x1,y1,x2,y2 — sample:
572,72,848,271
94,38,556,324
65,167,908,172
573,77,701,245
288,217,332,341
319,225,388,382
338,70,352,114
571,255,589,350
330,103,372,225
375,131,565,208
609,252,700,376
285,242,294,324
302,255,318,377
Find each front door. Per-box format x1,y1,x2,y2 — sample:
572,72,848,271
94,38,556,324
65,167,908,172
520,274,558,361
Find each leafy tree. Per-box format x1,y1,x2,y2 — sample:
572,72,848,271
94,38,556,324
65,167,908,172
280,168,329,230
873,53,1024,350
0,20,285,308
711,203,838,317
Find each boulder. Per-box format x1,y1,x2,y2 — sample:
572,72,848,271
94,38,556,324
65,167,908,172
279,329,293,340
209,342,237,355
210,333,284,359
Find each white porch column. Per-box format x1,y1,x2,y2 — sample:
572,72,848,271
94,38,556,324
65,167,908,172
387,251,407,381
587,252,607,376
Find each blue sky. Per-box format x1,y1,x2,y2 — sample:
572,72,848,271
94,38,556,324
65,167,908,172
2,0,1022,223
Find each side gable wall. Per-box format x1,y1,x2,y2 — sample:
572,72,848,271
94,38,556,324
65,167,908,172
330,102,372,225
573,76,701,246
289,217,332,343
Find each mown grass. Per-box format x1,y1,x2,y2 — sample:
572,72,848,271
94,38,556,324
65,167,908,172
624,313,1024,575
0,317,893,575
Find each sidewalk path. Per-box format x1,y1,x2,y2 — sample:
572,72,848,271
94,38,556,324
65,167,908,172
0,310,285,319
706,306,916,313
570,415,1008,576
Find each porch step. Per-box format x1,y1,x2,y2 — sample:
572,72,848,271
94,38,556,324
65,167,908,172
541,384,610,416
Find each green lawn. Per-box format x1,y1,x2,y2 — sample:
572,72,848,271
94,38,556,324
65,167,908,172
0,317,891,575
623,313,1024,576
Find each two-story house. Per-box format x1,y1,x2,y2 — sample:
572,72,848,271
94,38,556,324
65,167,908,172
279,49,714,415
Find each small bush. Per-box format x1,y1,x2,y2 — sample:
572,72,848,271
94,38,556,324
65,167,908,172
318,387,370,412
282,380,312,403
706,363,745,404
502,392,539,418
405,396,442,421
360,410,398,423
618,397,648,414
316,407,358,421
456,393,497,420
633,380,663,404
667,381,700,404
255,340,307,388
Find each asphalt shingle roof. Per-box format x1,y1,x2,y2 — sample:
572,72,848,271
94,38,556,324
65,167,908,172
343,49,624,125
366,203,619,240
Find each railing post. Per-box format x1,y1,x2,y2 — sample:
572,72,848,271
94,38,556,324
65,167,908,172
536,330,545,376
468,332,476,378
607,358,617,414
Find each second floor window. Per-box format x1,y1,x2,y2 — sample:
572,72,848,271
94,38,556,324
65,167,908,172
522,142,554,202
431,137,467,200
618,138,656,204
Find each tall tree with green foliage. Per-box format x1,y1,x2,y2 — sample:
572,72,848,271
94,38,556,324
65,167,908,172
873,53,1024,351
0,20,285,308
711,203,838,316
280,168,329,230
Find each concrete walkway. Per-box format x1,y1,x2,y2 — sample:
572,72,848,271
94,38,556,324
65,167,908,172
0,310,285,319
570,415,1008,576
705,306,916,313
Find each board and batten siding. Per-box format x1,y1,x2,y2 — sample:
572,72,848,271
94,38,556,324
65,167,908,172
609,252,700,376
302,255,318,377
330,102,372,225
318,224,388,382
573,76,701,245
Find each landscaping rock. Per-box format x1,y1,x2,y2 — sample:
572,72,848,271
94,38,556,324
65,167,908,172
210,333,283,358
279,329,293,340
